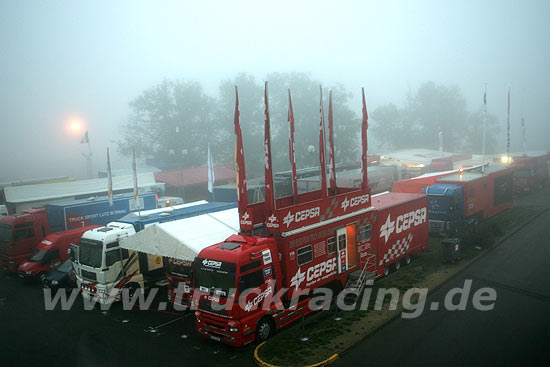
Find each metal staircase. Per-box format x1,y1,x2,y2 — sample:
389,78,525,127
344,254,376,298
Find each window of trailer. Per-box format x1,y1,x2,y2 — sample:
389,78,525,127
297,245,313,266
327,237,336,254
359,224,371,242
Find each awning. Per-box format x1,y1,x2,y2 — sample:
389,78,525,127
119,207,239,261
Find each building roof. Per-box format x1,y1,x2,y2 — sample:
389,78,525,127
370,192,426,210
4,173,159,204
154,165,235,188
119,207,239,260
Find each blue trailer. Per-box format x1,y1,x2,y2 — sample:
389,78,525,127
46,193,158,233
118,201,237,232
422,184,465,234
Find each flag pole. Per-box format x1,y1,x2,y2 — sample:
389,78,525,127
482,82,487,173
506,86,511,166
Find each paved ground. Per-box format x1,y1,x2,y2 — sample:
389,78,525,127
0,274,257,367
336,188,550,366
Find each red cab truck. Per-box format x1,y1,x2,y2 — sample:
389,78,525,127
193,191,429,346
17,225,100,279
193,86,428,346
512,153,550,193
0,193,157,272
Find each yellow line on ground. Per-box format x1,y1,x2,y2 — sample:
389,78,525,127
254,341,339,367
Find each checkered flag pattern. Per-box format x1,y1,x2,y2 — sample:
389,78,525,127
379,233,413,266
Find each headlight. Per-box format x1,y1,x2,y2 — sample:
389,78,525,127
26,271,32,275
229,327,238,332
196,318,201,323
51,280,59,285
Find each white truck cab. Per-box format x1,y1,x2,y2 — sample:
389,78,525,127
73,222,136,304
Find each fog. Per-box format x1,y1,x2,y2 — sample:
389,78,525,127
0,0,548,182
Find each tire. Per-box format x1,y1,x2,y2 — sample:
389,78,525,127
255,317,274,342
383,266,390,277
394,260,401,271
38,272,47,282
404,255,412,265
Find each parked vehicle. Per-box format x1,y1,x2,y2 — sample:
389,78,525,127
158,196,185,207
512,152,550,193
42,258,76,289
73,202,237,305
421,166,513,233
17,225,100,279
193,191,428,346
0,193,157,272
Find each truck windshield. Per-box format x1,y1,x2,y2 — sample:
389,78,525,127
78,239,103,268
167,259,193,278
29,249,47,262
56,258,73,273
0,223,12,243
194,257,236,298
514,168,533,178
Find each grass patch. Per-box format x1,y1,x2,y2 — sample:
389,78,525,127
258,205,544,366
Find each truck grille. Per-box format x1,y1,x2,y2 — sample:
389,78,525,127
81,270,97,281
428,220,445,233
199,299,227,316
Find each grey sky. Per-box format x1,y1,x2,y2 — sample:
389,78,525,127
1,0,548,181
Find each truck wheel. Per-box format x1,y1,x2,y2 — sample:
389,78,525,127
38,272,47,282
255,317,273,342
404,255,412,265
394,260,401,271
383,266,390,277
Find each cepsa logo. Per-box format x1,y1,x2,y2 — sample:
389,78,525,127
240,211,252,226
341,193,370,212
202,259,222,269
283,207,321,228
290,258,337,290
244,286,273,312
379,207,427,243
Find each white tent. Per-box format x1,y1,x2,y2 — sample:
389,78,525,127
119,207,239,260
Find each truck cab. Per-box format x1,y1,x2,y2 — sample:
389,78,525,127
422,184,465,234
18,225,99,279
73,223,135,304
0,208,49,272
73,222,165,304
194,234,281,346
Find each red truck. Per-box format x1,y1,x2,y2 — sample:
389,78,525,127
193,86,429,346
193,191,428,346
0,208,50,272
17,225,100,279
512,153,550,193
0,193,157,272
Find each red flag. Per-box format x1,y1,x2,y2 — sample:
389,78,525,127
319,86,327,197
327,91,336,191
264,82,275,212
288,90,298,199
233,86,248,219
361,88,369,190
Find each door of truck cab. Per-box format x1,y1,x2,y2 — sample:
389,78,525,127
336,224,357,274
103,242,127,293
